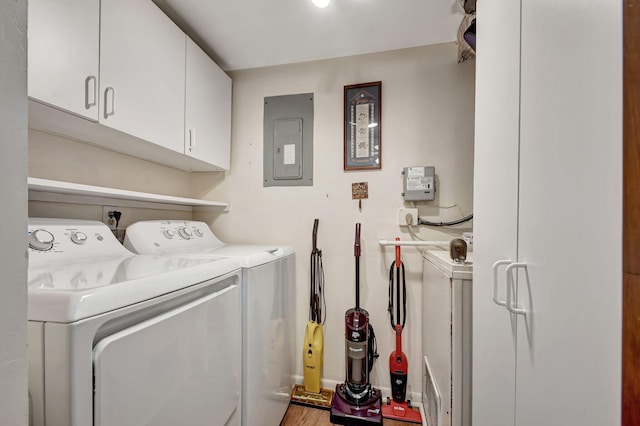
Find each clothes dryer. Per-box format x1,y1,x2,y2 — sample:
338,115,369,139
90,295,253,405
27,218,242,426
124,220,295,426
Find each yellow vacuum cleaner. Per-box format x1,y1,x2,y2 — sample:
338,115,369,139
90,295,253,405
290,219,334,408
303,321,323,393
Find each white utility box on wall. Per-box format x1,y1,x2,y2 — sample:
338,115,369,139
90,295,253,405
402,166,435,201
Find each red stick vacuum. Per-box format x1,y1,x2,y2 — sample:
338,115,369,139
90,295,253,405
381,238,422,423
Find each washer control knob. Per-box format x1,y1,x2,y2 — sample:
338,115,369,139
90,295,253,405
29,229,55,251
70,232,88,245
163,230,175,239
177,227,193,240
194,228,204,237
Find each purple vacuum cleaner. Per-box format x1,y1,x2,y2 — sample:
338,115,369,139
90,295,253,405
330,223,382,426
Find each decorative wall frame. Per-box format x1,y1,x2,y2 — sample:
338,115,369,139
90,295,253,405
344,81,381,171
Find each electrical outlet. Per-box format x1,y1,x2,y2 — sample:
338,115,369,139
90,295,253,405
398,208,418,226
102,206,118,230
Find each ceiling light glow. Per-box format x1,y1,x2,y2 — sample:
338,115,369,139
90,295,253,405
312,0,330,8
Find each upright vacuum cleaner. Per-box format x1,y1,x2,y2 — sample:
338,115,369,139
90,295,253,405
290,219,334,408
381,238,422,423
330,223,383,426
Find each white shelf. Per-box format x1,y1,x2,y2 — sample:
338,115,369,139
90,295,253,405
28,177,229,212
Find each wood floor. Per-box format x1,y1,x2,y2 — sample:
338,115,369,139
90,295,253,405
280,403,422,426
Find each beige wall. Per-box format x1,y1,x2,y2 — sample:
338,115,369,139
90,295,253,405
27,42,475,399
193,42,476,396
28,129,197,226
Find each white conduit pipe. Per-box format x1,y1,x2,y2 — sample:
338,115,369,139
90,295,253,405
378,239,450,247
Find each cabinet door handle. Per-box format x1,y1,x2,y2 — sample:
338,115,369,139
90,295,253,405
492,260,512,306
104,87,115,119
84,75,97,110
189,128,196,152
505,262,528,315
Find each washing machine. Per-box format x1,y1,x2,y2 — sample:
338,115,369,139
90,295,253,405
422,249,473,426
27,218,243,426
124,220,296,426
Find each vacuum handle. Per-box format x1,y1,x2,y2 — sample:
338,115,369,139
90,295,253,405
355,223,361,310
395,324,403,353
395,237,401,265
312,219,319,251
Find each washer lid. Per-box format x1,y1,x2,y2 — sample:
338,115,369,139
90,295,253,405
165,245,295,268
422,249,473,280
28,254,240,323
124,220,294,267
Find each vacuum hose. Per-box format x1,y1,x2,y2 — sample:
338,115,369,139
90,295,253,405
367,324,379,373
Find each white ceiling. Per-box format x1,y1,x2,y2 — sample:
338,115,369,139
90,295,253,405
153,0,464,71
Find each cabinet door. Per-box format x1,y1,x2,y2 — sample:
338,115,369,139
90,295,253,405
185,38,232,170
513,0,622,425
100,0,185,154
28,0,100,121
472,0,522,424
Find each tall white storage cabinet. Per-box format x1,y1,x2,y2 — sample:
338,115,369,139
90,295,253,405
472,0,521,423
422,250,472,426
473,1,623,426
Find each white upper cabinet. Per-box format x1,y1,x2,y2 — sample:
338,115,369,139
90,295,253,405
27,0,230,172
28,0,100,121
99,0,185,155
185,38,232,170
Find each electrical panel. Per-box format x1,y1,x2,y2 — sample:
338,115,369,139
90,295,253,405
402,166,435,201
263,93,314,187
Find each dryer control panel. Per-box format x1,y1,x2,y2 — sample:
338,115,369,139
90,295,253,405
28,218,131,263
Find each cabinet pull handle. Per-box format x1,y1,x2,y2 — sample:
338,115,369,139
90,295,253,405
189,128,196,151
492,260,512,306
104,87,115,119
505,262,528,315
84,75,97,110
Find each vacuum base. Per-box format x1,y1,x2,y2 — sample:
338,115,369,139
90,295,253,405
382,399,422,424
289,384,334,410
329,384,382,426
